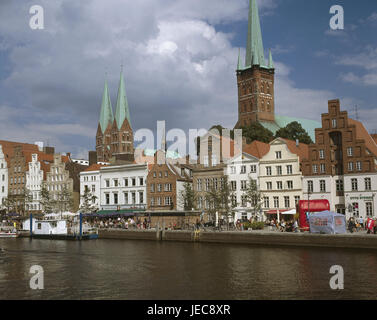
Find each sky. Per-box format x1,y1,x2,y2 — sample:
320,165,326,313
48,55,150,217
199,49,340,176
0,0,376,158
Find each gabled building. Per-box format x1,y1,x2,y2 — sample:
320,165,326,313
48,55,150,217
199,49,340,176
147,150,193,212
234,0,320,140
302,99,377,219
0,145,8,211
96,70,134,163
259,138,308,219
79,164,102,211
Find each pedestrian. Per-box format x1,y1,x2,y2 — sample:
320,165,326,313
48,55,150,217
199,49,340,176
348,217,356,233
366,217,375,234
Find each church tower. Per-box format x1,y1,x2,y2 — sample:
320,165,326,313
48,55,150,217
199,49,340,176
235,0,275,129
110,69,134,162
96,80,114,162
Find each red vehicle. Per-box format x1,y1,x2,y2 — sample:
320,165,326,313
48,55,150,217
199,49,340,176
297,200,330,231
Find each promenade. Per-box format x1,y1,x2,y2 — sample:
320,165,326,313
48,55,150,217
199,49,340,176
98,228,377,250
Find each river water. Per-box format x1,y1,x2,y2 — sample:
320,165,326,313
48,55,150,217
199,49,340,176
0,238,376,300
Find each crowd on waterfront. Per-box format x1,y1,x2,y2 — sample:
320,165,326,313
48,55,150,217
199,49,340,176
347,217,377,234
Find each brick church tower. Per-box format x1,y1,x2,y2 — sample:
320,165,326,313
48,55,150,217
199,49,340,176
96,70,134,162
235,0,275,129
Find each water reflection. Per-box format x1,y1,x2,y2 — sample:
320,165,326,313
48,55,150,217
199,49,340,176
0,239,376,300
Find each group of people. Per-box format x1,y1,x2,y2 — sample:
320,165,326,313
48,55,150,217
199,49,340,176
265,218,299,233
347,217,377,234
84,217,151,230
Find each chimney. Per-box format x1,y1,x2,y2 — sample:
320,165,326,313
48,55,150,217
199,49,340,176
66,152,71,159
89,151,97,166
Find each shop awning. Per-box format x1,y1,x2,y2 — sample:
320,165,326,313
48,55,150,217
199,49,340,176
265,209,288,215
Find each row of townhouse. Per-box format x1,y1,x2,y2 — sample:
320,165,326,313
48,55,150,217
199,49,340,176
0,140,86,215
192,100,377,222
79,150,193,214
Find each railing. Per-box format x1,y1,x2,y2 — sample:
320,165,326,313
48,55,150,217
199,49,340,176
100,204,146,210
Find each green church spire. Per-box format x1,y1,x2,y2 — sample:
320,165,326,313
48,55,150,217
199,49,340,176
268,48,274,69
245,0,266,68
237,48,243,70
115,69,131,130
99,80,114,133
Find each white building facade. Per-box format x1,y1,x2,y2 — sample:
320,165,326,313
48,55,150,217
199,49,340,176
25,153,45,212
79,167,101,211
0,145,8,209
259,139,304,219
99,164,148,211
226,152,260,221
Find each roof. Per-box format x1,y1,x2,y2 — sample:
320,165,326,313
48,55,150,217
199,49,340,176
348,118,377,158
84,164,104,172
280,138,309,161
242,140,270,159
371,134,377,145
0,140,39,166
259,115,321,142
98,80,114,134
115,70,131,130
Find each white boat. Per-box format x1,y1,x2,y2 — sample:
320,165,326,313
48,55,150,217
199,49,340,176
0,231,19,238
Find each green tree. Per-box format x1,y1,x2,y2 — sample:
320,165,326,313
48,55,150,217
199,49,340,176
205,176,236,229
56,187,74,213
243,177,264,220
40,183,55,214
240,122,274,144
275,121,313,144
79,187,98,214
179,181,197,211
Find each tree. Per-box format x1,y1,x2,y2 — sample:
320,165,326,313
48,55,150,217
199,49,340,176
179,182,197,211
204,176,236,229
79,187,98,214
56,187,74,213
240,122,274,144
275,121,313,144
243,177,264,220
40,183,55,214
2,196,16,214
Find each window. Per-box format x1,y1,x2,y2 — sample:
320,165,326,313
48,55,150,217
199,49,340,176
105,180,110,188
250,165,257,173
165,197,172,206
139,178,144,186
276,151,282,159
213,178,218,190
231,196,237,207
307,181,314,193
231,181,237,191
276,166,282,176
153,172,156,178
287,181,293,190
319,150,325,159
203,156,209,167
158,172,162,178
352,203,359,217
197,179,202,191
277,181,283,190
266,167,272,176
105,193,110,205
351,179,358,191
230,166,236,174
320,164,325,174
347,147,353,157
150,198,155,206
157,197,161,206
365,178,371,191
139,192,144,204
336,180,344,191
266,182,272,190
132,178,136,186
150,184,155,192
356,161,362,171
164,184,172,192
320,180,326,192
366,202,373,217
205,179,210,191
286,165,293,175
294,196,300,205
312,165,318,174
273,197,279,208
91,185,95,193
157,184,162,192
124,192,128,204
241,195,247,207
211,155,218,166
113,193,118,205
264,197,270,208
284,196,290,208
348,162,354,171
132,192,136,204
113,179,118,187
332,119,337,128
124,178,128,187
165,171,168,177
240,166,246,174
241,180,247,190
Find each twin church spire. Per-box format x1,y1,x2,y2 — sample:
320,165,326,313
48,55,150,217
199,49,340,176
238,0,274,70
98,69,132,134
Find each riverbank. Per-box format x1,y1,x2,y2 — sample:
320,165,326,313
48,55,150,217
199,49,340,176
97,229,377,250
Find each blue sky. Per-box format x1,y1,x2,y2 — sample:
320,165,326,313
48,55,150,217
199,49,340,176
0,0,376,158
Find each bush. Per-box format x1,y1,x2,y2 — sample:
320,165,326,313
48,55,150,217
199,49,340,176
242,221,264,230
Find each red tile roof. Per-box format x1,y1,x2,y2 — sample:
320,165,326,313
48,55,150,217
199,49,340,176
281,138,309,161
0,140,39,165
348,119,377,158
243,141,270,159
84,164,104,172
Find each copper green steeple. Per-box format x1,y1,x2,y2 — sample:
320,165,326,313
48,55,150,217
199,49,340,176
245,0,266,68
115,69,131,130
99,80,114,133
